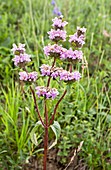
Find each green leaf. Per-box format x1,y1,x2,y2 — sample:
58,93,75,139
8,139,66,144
49,121,61,149
30,121,43,146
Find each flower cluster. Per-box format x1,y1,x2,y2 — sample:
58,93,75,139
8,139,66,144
11,43,38,83
48,16,67,42
11,43,26,54
77,27,86,36
44,44,83,62
11,43,31,66
52,16,68,29
12,53,31,66
60,49,83,61
69,27,86,48
12,16,86,100
19,71,38,82
44,44,66,58
40,64,81,82
40,64,63,78
60,71,81,81
35,86,59,99
48,29,66,42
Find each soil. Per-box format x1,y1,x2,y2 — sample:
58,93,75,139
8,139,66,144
22,149,88,170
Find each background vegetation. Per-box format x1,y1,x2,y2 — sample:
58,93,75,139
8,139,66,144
0,0,111,169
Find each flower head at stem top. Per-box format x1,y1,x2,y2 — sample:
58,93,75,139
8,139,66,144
44,44,66,58
35,86,59,99
19,71,38,82
11,43,31,67
11,43,26,55
40,64,81,82
52,16,68,30
48,29,67,42
69,27,86,48
12,53,31,66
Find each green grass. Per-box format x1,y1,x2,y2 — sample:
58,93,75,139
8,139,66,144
0,0,111,169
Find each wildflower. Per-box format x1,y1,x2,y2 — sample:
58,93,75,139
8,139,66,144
40,64,51,76
19,71,28,81
69,33,85,48
11,43,25,55
48,29,66,42
77,27,86,36
40,64,81,82
44,44,66,58
52,17,68,29
12,53,31,66
28,72,38,81
60,49,83,61
50,67,63,78
19,71,37,82
72,71,81,80
60,70,81,82
69,27,86,48
35,86,59,99
40,64,63,78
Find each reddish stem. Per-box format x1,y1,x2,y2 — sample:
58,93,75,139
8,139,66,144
43,126,48,170
20,81,25,94
69,64,72,72
30,86,46,128
43,100,48,170
49,89,67,126
47,58,56,87
43,57,56,169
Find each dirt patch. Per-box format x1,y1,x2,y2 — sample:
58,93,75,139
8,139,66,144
22,149,88,170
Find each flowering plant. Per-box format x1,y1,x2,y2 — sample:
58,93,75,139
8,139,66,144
11,16,86,170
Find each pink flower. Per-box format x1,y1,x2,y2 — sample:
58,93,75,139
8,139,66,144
19,71,37,82
40,64,51,76
28,72,38,81
73,71,81,80
11,43,26,54
35,86,59,99
12,53,31,66
44,44,83,61
19,72,28,81
40,64,63,79
60,49,83,61
69,33,85,48
43,44,66,58
77,27,86,35
52,17,68,29
73,50,83,60
48,29,66,41
60,70,81,82
40,64,81,82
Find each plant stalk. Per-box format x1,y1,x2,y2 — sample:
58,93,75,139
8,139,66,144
43,99,48,170
30,86,46,128
47,58,56,87
49,89,67,126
